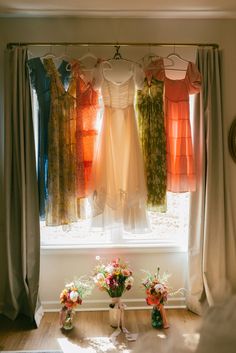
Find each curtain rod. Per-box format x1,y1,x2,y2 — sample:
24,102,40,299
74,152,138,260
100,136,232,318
6,42,219,49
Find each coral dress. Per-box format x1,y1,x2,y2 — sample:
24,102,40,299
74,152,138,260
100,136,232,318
156,59,201,192
71,61,99,199
89,63,149,233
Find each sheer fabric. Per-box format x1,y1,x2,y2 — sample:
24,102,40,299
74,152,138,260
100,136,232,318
136,75,167,211
71,61,99,199
89,63,149,232
156,59,202,192
43,58,78,225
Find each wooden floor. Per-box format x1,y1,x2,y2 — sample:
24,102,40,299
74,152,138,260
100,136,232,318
0,309,201,352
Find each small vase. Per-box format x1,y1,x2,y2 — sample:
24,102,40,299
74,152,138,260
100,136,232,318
109,306,120,328
60,307,76,330
151,304,169,329
151,306,163,329
109,297,124,328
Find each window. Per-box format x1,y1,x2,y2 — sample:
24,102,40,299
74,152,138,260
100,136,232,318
29,46,196,249
40,192,189,248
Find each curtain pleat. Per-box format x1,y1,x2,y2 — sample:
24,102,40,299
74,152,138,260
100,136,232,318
187,48,228,314
3,47,43,326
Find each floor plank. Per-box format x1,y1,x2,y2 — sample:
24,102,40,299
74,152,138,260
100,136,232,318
0,309,201,352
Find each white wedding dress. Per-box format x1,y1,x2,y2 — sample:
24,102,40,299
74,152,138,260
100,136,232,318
89,62,149,233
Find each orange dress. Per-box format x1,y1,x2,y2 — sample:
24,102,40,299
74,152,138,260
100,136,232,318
156,59,201,192
71,61,99,198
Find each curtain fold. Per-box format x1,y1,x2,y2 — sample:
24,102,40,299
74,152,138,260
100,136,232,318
187,47,228,314
3,47,43,326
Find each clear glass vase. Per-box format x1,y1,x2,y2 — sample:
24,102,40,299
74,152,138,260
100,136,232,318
60,307,76,330
109,296,123,328
109,306,120,328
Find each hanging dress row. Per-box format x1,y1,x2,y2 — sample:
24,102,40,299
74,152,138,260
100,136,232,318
28,53,201,232
28,57,100,224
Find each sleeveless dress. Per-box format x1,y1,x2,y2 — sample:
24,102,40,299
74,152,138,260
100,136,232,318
89,63,149,233
43,58,78,226
27,57,70,218
155,59,202,192
136,75,167,212
71,61,99,199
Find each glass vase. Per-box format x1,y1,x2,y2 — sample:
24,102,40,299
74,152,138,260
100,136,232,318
109,306,120,328
109,296,123,328
151,306,163,329
60,307,76,330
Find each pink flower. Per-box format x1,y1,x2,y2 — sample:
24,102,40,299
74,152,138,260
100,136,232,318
122,269,130,276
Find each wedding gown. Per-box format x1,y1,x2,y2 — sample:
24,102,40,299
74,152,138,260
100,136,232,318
89,62,149,233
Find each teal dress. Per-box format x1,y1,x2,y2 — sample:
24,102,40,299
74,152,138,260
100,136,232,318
27,57,70,218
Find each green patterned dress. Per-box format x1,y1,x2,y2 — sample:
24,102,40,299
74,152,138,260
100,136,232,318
136,77,167,212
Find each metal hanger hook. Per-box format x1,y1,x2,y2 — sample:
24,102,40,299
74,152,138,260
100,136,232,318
113,45,122,60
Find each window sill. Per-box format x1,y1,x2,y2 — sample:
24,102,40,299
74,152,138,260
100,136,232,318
40,240,187,255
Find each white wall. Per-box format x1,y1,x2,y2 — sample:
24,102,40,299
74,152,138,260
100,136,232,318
41,247,187,310
1,17,236,309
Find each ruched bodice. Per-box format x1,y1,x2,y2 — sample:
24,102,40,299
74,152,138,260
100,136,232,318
101,76,135,109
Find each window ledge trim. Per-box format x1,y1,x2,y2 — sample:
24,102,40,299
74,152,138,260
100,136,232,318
40,242,187,255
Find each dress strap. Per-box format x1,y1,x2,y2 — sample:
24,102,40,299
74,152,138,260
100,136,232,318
43,57,59,77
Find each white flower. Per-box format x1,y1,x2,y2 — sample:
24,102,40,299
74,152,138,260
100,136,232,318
105,265,114,274
96,256,101,261
96,273,105,281
125,276,134,286
65,282,74,289
70,290,79,302
154,283,165,294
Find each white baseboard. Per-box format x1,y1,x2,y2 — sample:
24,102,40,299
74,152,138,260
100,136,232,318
42,297,186,312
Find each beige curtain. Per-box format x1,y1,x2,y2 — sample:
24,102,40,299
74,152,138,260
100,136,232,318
187,47,230,314
3,47,43,326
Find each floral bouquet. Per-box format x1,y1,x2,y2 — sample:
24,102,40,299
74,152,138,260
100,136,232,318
59,277,93,330
93,256,134,332
93,256,134,300
142,267,170,329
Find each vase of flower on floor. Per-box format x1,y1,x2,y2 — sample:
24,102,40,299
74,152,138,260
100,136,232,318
59,278,94,330
93,257,134,328
142,267,170,329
